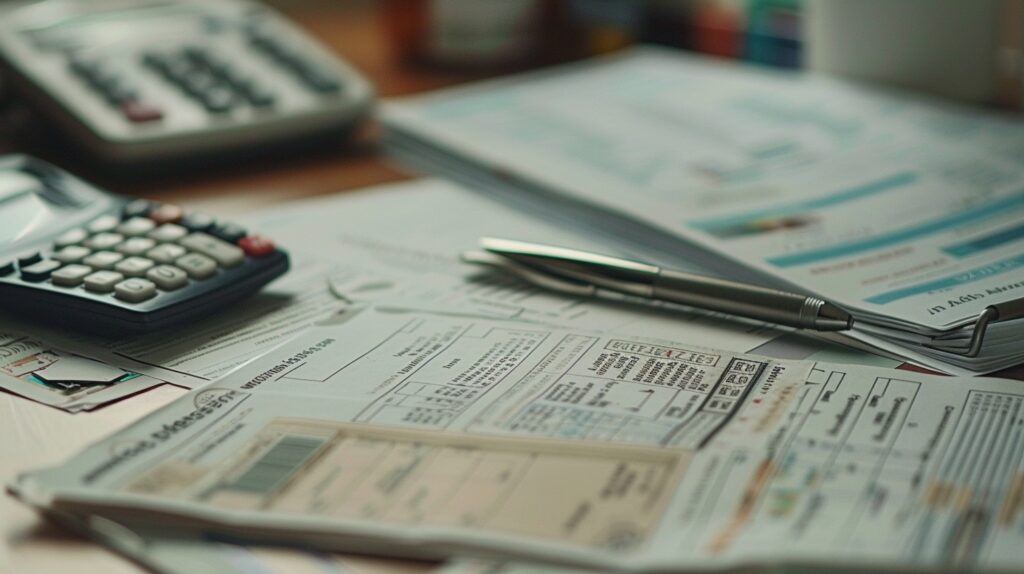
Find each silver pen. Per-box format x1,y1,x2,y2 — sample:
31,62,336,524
462,237,853,332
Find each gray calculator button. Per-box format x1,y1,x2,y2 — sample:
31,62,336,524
175,253,217,279
83,250,124,270
148,223,188,242
51,264,93,287
116,217,156,236
52,245,91,264
116,237,156,256
114,278,157,303
114,256,155,277
54,228,88,248
84,270,124,293
84,232,124,251
146,265,188,290
147,243,187,264
87,215,120,233
179,233,244,267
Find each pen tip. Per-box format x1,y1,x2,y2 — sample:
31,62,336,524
819,302,854,331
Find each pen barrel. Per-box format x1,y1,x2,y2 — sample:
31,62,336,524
652,269,846,330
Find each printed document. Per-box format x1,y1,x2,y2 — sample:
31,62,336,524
0,332,164,412
33,178,797,388
383,47,1024,372
13,306,1024,572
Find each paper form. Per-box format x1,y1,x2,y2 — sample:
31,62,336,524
12,306,1024,571
383,47,1024,371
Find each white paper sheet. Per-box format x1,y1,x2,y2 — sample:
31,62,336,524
0,332,164,412
383,47,1024,372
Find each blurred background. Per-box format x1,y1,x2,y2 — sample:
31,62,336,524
0,0,1016,203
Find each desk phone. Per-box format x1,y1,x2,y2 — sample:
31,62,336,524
0,155,289,332
0,0,373,164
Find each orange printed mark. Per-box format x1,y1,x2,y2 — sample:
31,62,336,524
999,473,1024,526
955,487,975,511
708,459,775,554
753,384,798,434
925,482,954,508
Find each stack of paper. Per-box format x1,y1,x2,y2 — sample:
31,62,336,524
382,47,1024,374
11,305,1024,572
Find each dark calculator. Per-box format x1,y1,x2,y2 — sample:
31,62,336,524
0,155,289,332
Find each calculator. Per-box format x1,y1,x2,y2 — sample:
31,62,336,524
0,155,289,332
0,0,373,164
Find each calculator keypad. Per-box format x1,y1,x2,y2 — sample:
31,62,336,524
117,237,157,256
148,223,188,243
114,278,157,303
117,217,156,236
146,265,188,291
53,245,91,263
176,253,218,280
54,229,88,248
83,251,124,270
147,243,187,264
84,232,124,250
7,201,279,308
114,256,155,277
179,233,244,268
84,271,124,293
95,24,347,128
51,264,93,287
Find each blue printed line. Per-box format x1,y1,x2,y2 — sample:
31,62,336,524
768,191,1024,268
691,172,917,233
865,254,1024,305
944,222,1024,258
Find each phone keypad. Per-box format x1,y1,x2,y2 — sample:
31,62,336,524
8,201,276,306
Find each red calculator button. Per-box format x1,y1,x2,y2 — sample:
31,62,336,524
238,235,275,257
150,204,184,224
120,101,164,123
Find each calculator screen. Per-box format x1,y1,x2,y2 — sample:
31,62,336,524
18,2,206,52
0,169,79,245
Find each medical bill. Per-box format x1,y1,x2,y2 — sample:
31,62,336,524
12,306,1024,572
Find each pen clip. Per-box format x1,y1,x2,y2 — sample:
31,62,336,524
460,251,598,298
